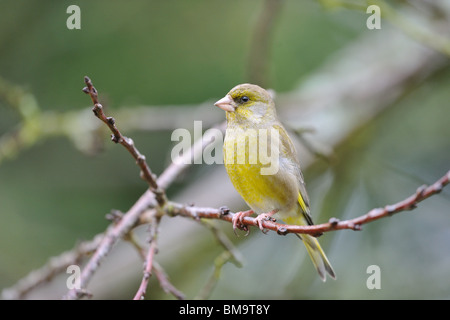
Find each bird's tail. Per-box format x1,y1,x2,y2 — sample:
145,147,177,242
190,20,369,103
295,233,336,282
283,193,336,281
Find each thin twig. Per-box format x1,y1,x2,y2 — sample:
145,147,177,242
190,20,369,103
133,217,160,300
168,170,450,236
153,263,186,300
195,250,237,300
83,76,166,206
125,222,186,300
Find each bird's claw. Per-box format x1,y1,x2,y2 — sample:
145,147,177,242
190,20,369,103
232,209,278,235
254,213,277,234
232,210,253,236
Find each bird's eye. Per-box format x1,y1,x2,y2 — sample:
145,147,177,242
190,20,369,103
240,96,249,103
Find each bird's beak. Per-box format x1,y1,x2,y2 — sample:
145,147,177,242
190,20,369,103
214,94,235,112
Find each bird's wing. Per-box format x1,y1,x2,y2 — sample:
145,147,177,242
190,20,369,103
273,124,314,225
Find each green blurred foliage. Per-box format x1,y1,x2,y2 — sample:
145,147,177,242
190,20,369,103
0,0,449,299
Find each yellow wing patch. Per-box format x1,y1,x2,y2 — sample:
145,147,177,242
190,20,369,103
298,192,308,215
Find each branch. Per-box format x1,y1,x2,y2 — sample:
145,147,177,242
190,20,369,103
62,77,224,300
153,262,186,300
12,168,447,300
133,216,160,300
62,191,156,300
82,76,166,206
1,234,103,300
64,77,166,300
157,120,226,190
124,227,185,300
167,170,450,236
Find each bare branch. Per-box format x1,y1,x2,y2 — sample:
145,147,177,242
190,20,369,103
62,190,155,300
133,216,160,300
63,77,223,299
83,76,166,206
125,215,185,299
157,121,226,190
13,168,448,300
1,234,103,300
153,262,186,300
168,170,450,236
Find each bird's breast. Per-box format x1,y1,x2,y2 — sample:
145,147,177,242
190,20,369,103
223,127,298,214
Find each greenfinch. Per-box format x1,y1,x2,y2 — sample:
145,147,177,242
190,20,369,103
215,83,335,281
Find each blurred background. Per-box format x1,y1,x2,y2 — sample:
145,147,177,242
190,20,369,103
0,0,449,299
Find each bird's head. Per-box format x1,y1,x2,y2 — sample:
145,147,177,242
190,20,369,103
214,84,277,125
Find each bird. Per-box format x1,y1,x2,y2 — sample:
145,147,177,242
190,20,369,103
214,83,336,281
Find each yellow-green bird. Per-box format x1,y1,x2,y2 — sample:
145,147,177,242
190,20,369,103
214,83,336,281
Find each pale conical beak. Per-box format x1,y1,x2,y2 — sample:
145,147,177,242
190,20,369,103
214,94,235,112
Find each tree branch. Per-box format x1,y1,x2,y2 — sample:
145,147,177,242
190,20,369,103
62,191,156,300
62,77,225,300
82,76,166,206
167,170,450,236
133,216,160,300
153,262,186,300
124,226,186,300
1,234,103,300
10,168,447,300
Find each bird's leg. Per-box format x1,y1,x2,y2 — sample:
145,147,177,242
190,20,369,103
254,209,279,234
232,210,254,236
